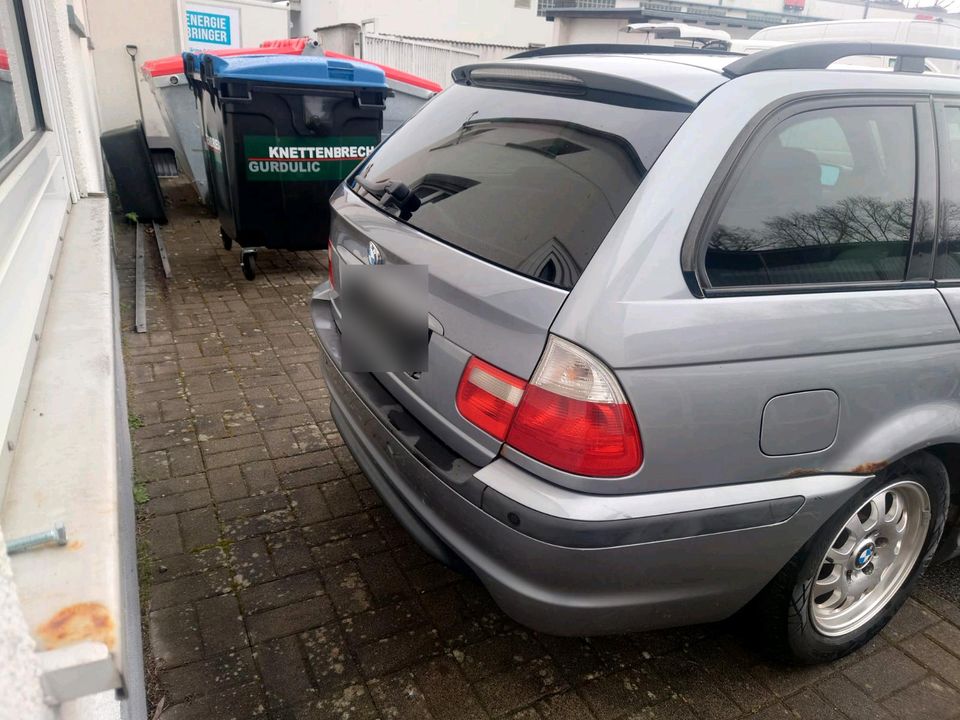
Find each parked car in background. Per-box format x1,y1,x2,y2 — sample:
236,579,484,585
313,40,960,663
733,18,960,73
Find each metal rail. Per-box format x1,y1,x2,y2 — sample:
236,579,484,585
723,41,960,77
134,222,146,333
151,222,172,279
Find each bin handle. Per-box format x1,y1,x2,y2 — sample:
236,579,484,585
217,82,253,103
355,94,386,110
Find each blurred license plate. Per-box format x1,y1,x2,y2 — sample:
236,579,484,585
340,264,428,373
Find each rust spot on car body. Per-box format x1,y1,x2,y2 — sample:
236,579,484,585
37,602,115,650
852,460,888,475
785,468,822,478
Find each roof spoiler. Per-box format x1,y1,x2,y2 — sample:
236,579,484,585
451,62,695,110
508,43,740,60
724,40,960,77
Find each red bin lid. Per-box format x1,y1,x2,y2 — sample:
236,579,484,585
141,37,308,77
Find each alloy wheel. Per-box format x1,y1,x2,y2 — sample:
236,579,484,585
810,480,930,637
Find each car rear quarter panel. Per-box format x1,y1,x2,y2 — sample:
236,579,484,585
544,70,960,495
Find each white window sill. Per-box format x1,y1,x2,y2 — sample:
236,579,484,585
2,196,143,715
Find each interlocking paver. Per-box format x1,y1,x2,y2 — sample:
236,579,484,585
246,596,335,643
289,485,332,525
155,546,228,583
843,646,927,700
230,535,278,587
159,648,258,704
239,571,325,614
265,529,315,577
146,513,183,559
151,569,234,611
149,604,203,668
353,627,443,677
341,598,426,646
881,598,940,642
308,529,380,571
414,655,488,720
257,635,317,710
816,675,896,720
178,507,221,550
147,487,212,516
158,682,266,720
781,689,846,720
473,657,569,718
883,677,960,720
125,181,960,720
205,465,247,502
196,594,247,654
367,668,437,720
901,633,960,690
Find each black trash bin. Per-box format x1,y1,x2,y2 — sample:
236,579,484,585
192,53,388,280
101,122,168,224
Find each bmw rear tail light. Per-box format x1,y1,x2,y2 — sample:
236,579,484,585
455,356,525,441
456,337,643,478
506,337,642,477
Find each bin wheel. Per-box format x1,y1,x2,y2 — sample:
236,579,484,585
241,252,257,281
220,229,232,251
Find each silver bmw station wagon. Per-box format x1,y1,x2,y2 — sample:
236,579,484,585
313,41,960,663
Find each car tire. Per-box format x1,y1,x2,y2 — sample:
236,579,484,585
753,452,948,664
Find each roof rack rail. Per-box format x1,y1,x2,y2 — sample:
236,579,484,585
508,43,742,60
724,40,960,77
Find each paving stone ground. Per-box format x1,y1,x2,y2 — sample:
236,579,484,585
123,179,960,720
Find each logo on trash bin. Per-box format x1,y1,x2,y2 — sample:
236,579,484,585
244,136,378,182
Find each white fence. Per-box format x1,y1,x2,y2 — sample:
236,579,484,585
427,38,532,63
360,34,480,87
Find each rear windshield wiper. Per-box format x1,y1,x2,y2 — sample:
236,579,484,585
353,177,422,220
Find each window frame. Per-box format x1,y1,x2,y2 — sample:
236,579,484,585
0,0,45,184
680,92,937,298
930,96,960,285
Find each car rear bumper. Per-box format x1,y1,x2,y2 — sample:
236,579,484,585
313,293,869,635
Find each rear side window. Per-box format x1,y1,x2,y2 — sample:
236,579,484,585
351,84,688,289
704,105,917,288
936,106,960,279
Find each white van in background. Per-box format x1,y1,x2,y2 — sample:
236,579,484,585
733,19,960,73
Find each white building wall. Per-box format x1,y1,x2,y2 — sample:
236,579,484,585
85,0,179,137
804,0,925,20
53,0,104,195
555,0,957,48
613,0,939,16
552,16,755,45
295,0,552,47
0,0,136,716
85,0,289,136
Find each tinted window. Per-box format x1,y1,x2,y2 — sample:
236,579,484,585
936,106,960,279
705,105,917,288
0,0,40,167
352,84,687,289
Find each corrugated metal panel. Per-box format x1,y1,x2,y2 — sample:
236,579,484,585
408,37,529,62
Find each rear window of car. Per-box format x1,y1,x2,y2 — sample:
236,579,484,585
350,83,688,289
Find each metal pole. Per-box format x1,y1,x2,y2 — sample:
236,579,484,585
863,0,870,19
125,44,145,128
135,222,147,333
152,222,172,279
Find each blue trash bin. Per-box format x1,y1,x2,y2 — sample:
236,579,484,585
192,53,388,279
